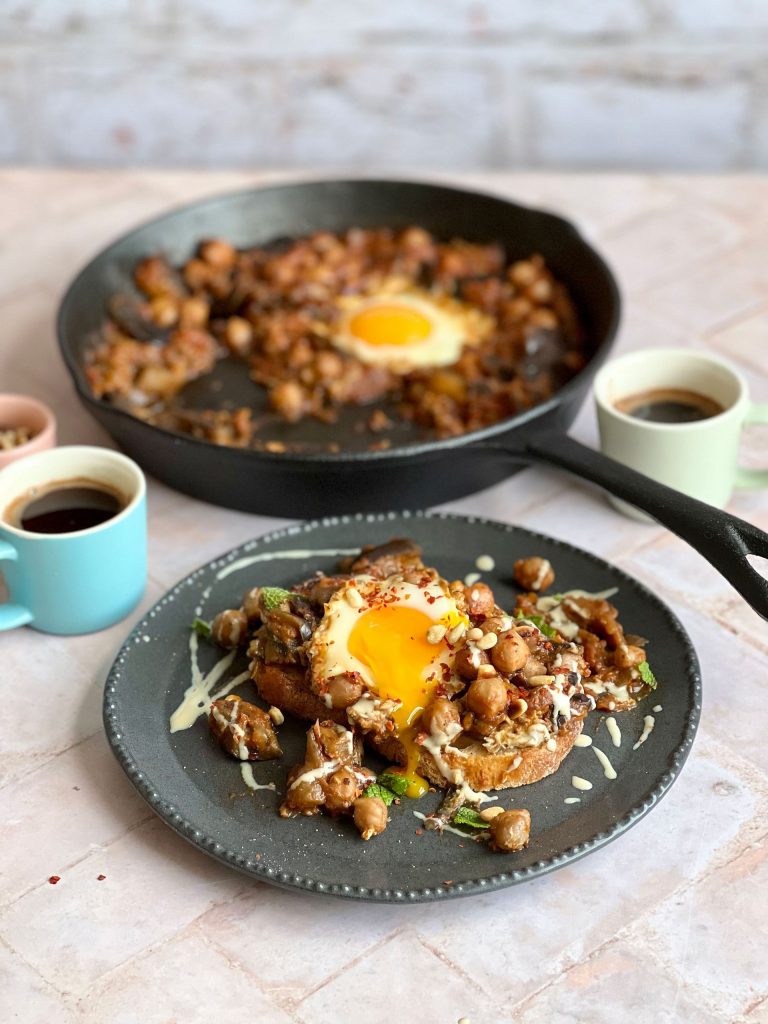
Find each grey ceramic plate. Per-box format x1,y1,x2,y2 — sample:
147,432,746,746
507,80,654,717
103,511,701,903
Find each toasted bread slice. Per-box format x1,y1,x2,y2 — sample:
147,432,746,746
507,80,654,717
368,714,585,792
253,663,347,727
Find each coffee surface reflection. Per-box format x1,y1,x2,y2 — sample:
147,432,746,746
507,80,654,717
8,477,126,534
615,387,724,424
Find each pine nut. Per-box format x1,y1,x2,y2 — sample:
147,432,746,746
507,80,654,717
426,624,447,644
476,632,498,650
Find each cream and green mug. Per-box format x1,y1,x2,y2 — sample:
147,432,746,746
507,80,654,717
594,348,768,521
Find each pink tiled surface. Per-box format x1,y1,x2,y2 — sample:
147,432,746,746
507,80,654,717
1,170,767,1023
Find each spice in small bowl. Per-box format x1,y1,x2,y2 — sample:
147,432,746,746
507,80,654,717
0,426,34,450
0,394,57,469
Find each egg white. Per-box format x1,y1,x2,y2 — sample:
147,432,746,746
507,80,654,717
308,574,467,699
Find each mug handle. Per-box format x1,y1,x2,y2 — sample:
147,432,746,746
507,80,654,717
735,403,768,489
0,540,33,630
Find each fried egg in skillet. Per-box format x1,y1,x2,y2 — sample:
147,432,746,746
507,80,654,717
332,285,493,372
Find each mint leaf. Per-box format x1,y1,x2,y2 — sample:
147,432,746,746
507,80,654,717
192,618,211,638
453,807,489,829
516,610,558,639
378,771,410,797
638,660,657,689
362,783,395,806
260,587,291,611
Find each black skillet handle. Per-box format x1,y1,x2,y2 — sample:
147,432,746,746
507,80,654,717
483,431,768,622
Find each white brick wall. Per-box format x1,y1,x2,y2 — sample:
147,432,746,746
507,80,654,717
2,0,767,170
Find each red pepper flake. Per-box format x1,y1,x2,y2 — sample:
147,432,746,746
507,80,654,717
48,875,61,885
415,829,423,836
97,874,106,881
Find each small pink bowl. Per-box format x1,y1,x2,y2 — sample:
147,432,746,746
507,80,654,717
0,394,57,469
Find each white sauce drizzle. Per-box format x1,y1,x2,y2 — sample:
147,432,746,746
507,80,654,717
571,775,593,791
420,723,494,805
605,716,622,748
464,572,481,587
475,554,495,572
288,760,340,790
549,685,573,724
564,797,581,804
592,745,618,780
211,701,249,760
531,558,551,590
653,704,663,713
240,763,276,792
216,547,358,581
173,545,359,734
169,627,248,732
633,715,656,750
413,810,477,840
574,734,592,748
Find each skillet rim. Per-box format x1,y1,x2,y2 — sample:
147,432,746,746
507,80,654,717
56,176,621,465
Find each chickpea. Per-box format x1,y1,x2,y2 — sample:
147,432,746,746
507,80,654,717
527,276,554,304
491,632,529,675
270,380,307,423
224,316,253,356
149,294,179,327
528,308,558,330
509,259,538,287
353,796,389,840
455,645,488,680
242,587,262,625
420,697,460,737
466,675,508,720
183,258,213,291
464,582,495,618
314,350,344,380
211,608,248,648
489,809,531,852
506,296,533,320
482,615,512,634
326,673,364,709
179,295,210,329
199,238,238,269
323,766,360,815
514,557,554,592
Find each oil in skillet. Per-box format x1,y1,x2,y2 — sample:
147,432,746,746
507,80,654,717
15,480,124,534
615,387,724,424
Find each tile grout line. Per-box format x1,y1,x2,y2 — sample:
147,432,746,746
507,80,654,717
414,929,514,1013
60,878,257,1007
502,821,768,1021
0,813,154,915
283,924,414,1013
193,917,323,1019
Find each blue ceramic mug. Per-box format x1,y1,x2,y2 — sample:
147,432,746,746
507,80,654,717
0,446,147,634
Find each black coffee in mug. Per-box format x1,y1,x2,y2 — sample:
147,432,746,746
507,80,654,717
8,477,126,535
615,387,725,424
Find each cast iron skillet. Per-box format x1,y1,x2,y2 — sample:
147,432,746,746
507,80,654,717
56,179,768,619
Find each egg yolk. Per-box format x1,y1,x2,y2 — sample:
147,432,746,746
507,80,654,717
348,605,447,796
349,303,433,348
